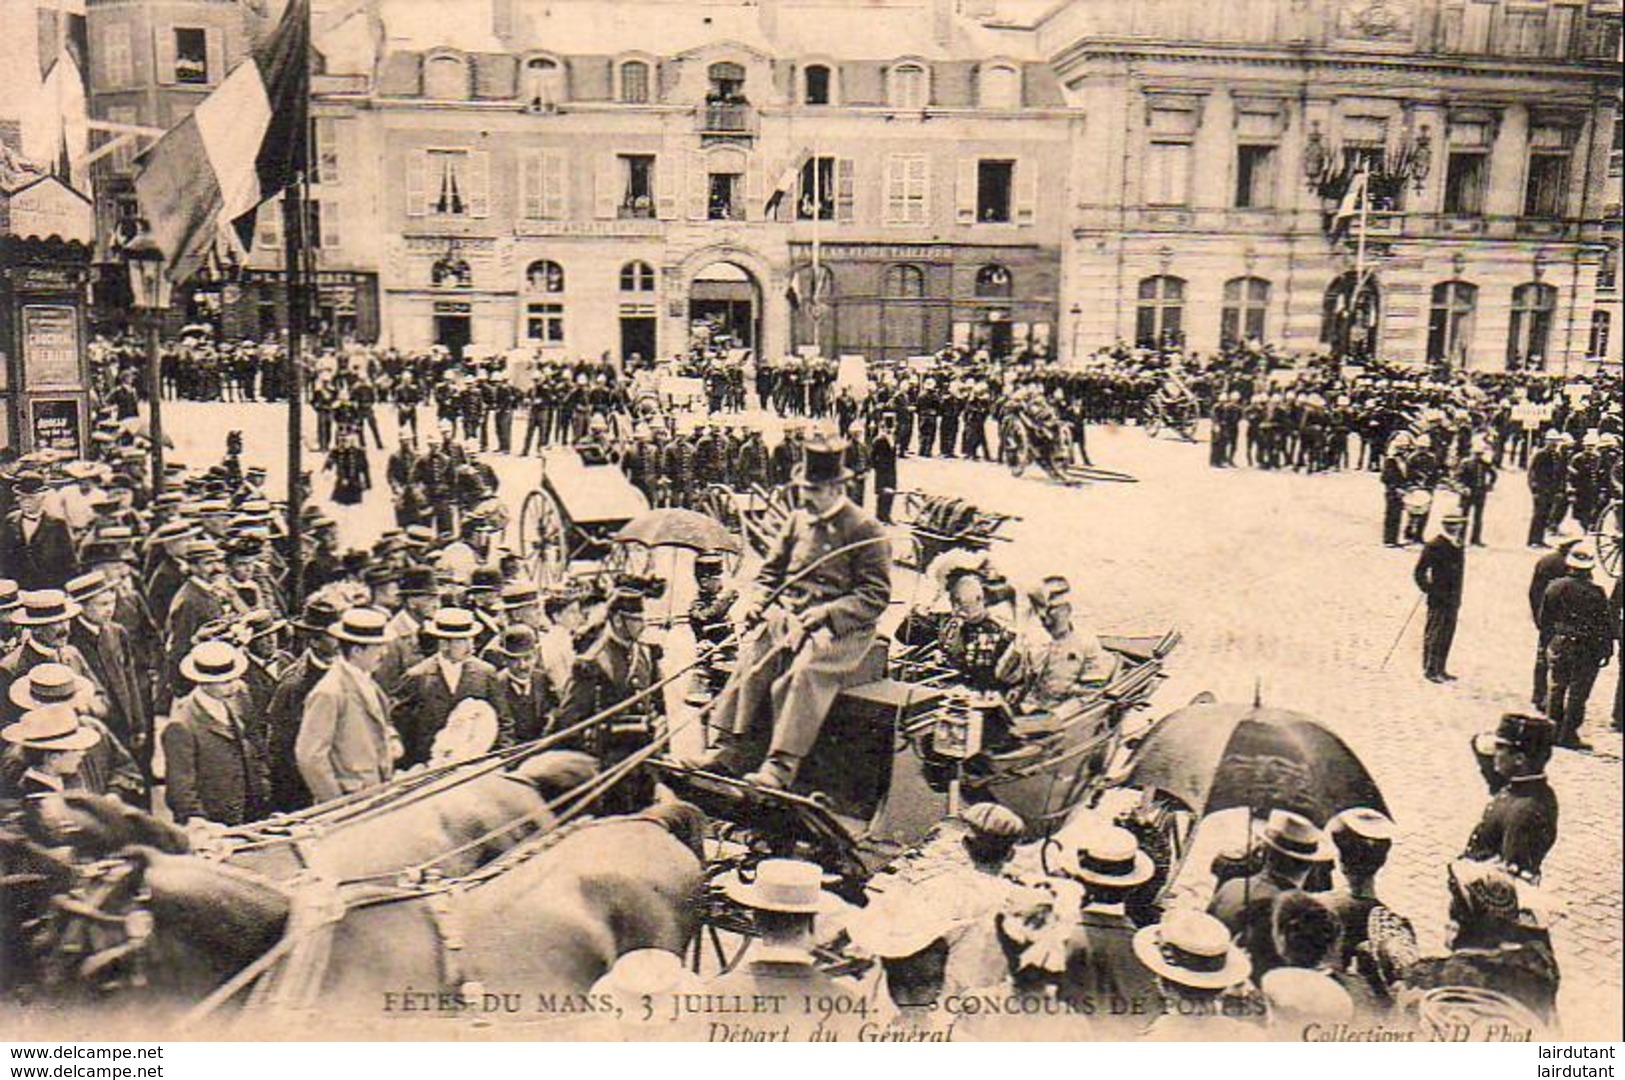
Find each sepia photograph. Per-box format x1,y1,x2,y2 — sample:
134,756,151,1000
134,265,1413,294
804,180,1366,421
0,0,1620,1053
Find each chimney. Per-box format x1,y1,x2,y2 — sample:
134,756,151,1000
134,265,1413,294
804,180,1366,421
759,0,779,42
932,0,954,47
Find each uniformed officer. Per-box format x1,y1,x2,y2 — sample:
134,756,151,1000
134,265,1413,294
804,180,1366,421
1463,712,1558,880
1414,513,1467,683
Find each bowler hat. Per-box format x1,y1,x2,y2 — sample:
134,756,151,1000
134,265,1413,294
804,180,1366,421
293,596,345,633
493,623,538,658
362,563,399,587
399,566,438,597
795,434,852,486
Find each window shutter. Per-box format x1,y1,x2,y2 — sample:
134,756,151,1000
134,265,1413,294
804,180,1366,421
836,157,856,222
956,157,977,224
543,149,568,219
912,155,931,223
257,198,282,248
656,153,679,219
204,27,225,85
884,155,903,224
686,150,707,220
520,150,543,219
594,152,618,219
745,155,765,221
321,200,342,248
467,150,491,217
1014,158,1037,225
154,26,177,85
405,151,427,217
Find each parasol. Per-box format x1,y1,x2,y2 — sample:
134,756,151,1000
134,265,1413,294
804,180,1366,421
1121,702,1388,826
116,417,176,449
614,508,741,555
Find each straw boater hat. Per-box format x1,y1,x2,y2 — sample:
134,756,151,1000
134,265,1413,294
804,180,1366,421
1566,543,1597,571
8,663,97,712
0,579,20,616
845,898,965,960
11,590,82,626
424,608,481,639
1054,823,1155,889
65,572,115,606
720,858,841,915
1260,809,1335,863
180,639,249,684
1132,910,1252,991
328,607,395,646
589,949,703,1003
1,703,102,753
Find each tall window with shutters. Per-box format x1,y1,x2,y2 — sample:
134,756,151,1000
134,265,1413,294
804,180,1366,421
1220,277,1271,345
618,60,650,104
1443,120,1492,216
889,63,928,109
1427,281,1478,365
619,154,655,218
1145,105,1198,208
1136,276,1186,347
1524,125,1573,218
522,57,564,110
520,150,569,221
884,154,929,225
407,149,489,218
620,261,656,292
1507,282,1557,368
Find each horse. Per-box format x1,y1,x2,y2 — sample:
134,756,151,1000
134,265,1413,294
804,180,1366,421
30,802,707,1035
0,815,81,995
32,750,600,885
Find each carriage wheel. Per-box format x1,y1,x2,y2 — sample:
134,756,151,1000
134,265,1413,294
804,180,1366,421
698,485,749,573
1593,499,1623,580
1003,424,1028,477
519,488,571,585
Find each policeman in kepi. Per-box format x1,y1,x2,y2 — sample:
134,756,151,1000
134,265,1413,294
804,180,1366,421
682,435,892,790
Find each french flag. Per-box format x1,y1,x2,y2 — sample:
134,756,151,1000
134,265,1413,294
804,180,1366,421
133,0,308,284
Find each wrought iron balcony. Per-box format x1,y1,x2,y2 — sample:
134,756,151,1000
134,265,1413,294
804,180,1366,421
697,102,755,136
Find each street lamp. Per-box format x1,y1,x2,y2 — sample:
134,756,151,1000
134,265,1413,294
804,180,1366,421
124,226,172,504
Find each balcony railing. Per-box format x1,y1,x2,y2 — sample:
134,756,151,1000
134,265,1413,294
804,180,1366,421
619,199,657,220
698,102,754,135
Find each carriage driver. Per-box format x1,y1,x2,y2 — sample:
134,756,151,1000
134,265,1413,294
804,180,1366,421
682,434,892,790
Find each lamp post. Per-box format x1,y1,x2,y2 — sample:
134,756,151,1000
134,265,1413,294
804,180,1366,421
124,228,172,504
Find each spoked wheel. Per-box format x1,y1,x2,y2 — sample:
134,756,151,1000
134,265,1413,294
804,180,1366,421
1593,498,1622,580
519,488,571,585
1002,421,1029,477
698,484,749,573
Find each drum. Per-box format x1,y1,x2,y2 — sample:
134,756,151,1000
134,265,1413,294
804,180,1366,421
1402,488,1434,517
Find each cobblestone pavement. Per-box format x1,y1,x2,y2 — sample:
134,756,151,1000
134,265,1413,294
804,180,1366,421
174,403,1622,1039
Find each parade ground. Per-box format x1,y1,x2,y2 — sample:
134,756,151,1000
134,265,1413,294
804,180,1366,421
168,400,1624,1040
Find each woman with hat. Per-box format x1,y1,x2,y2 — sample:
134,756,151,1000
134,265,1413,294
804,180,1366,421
163,639,269,826
1133,910,1257,1039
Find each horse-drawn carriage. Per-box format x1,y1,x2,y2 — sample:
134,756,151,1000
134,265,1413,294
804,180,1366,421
695,482,796,558
515,448,651,583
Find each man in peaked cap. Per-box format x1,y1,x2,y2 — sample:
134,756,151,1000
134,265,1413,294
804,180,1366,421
1463,713,1558,879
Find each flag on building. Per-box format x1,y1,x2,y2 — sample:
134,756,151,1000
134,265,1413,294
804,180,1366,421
1329,169,1367,241
764,149,811,217
133,0,308,284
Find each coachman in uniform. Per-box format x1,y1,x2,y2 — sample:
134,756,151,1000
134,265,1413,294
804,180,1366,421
689,435,892,790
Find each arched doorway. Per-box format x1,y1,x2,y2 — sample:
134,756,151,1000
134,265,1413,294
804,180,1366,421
690,261,760,352
1321,271,1381,361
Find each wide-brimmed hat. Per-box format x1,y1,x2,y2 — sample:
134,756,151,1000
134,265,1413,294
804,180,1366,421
328,607,394,645
1261,809,1334,863
1330,807,1396,845
588,949,703,1002
1566,543,1596,571
0,579,21,614
720,858,841,914
180,639,249,684
65,571,115,605
794,434,852,487
499,580,541,610
846,900,965,959
11,590,82,626
1055,823,1155,889
1447,859,1556,929
1,703,101,752
8,663,96,711
424,607,481,639
1131,911,1251,991
293,596,345,633
492,623,538,659
404,525,437,547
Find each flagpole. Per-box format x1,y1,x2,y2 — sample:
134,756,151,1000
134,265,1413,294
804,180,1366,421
811,150,822,353
283,0,312,609
1354,170,1370,358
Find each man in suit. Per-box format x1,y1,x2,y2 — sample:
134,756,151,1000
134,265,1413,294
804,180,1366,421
491,624,554,746
869,418,898,525
1528,526,1585,709
66,571,150,774
295,607,400,804
690,435,892,790
162,540,230,708
561,588,656,734
0,590,103,724
259,597,343,813
1208,809,1332,979
1414,513,1468,683
1,472,78,590
389,607,509,767
163,641,269,826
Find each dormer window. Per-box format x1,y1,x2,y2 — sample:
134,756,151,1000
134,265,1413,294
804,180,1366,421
804,64,832,105
619,59,651,104
708,61,746,104
423,52,469,100
522,57,564,110
979,63,1020,109
889,62,928,109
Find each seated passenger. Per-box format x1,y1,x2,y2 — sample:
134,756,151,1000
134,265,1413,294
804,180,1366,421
1017,576,1115,712
896,568,1021,695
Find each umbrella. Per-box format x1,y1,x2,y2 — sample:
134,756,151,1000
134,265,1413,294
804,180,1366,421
116,417,175,449
614,508,741,555
1121,702,1388,826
